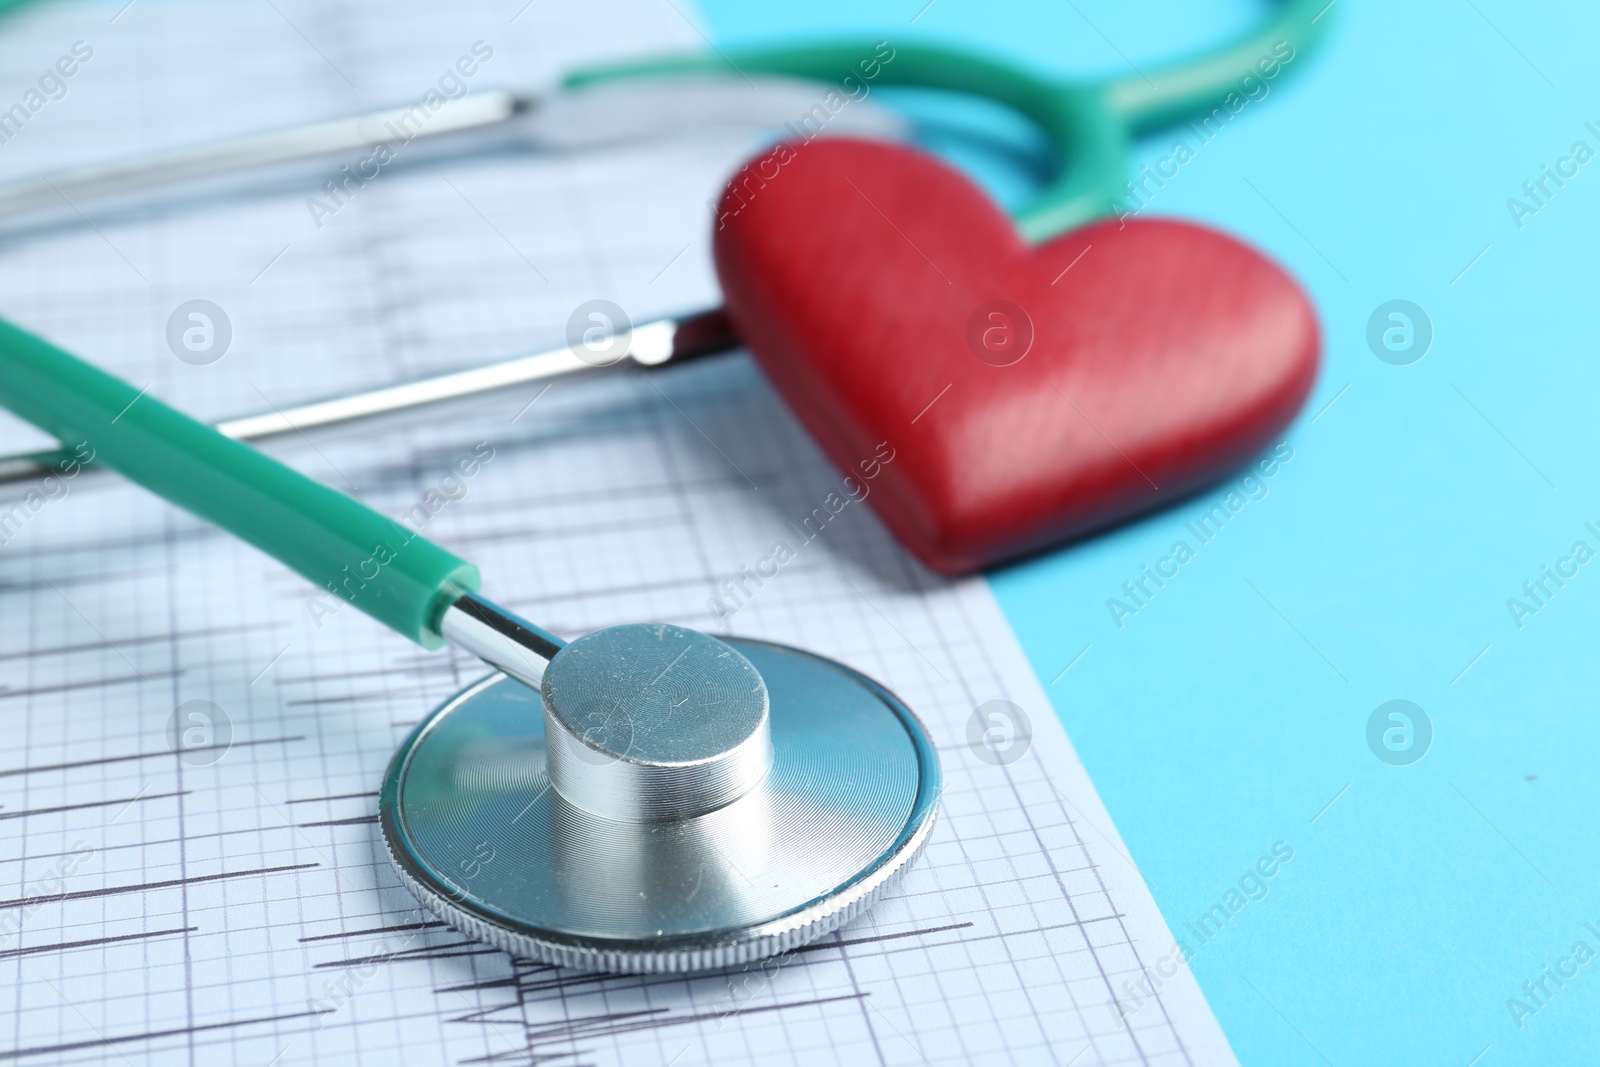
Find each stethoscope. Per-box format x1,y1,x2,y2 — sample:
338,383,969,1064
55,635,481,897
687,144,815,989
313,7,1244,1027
0,1,1326,973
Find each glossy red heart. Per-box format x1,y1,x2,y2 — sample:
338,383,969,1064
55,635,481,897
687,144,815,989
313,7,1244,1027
712,139,1319,575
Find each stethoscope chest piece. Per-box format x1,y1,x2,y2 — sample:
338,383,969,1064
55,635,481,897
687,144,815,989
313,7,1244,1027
379,626,942,973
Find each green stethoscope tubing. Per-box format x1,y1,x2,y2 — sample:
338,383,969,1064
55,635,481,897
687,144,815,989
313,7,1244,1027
0,0,1326,649
569,0,1329,241
0,318,482,647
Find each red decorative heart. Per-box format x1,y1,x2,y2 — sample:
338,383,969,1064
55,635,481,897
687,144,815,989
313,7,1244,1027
712,139,1319,575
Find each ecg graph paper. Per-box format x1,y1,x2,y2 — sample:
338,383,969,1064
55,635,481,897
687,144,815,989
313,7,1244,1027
0,0,1233,1063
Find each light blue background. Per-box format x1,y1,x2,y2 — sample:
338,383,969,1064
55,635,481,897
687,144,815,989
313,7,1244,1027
698,2,1600,1064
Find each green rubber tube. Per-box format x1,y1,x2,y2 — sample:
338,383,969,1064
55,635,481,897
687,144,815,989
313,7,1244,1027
1105,0,1331,134
0,320,479,647
566,43,1127,242
564,0,1329,242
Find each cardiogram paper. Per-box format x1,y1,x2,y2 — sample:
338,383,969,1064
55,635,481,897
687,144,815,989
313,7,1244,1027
0,1,1234,1063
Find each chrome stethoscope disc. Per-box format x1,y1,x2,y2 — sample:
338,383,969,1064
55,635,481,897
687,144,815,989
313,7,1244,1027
379,637,941,973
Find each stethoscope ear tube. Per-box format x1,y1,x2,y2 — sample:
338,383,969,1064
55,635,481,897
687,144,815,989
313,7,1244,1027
0,319,479,647
0,309,737,488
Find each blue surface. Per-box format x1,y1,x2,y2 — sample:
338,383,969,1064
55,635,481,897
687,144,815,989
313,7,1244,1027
698,2,1600,1064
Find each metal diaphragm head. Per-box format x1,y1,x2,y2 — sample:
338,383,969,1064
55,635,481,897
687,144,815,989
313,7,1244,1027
380,629,941,973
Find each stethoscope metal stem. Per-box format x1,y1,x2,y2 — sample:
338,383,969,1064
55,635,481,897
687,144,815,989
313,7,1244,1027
438,591,565,689
0,90,525,220
0,309,737,488
0,76,908,235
